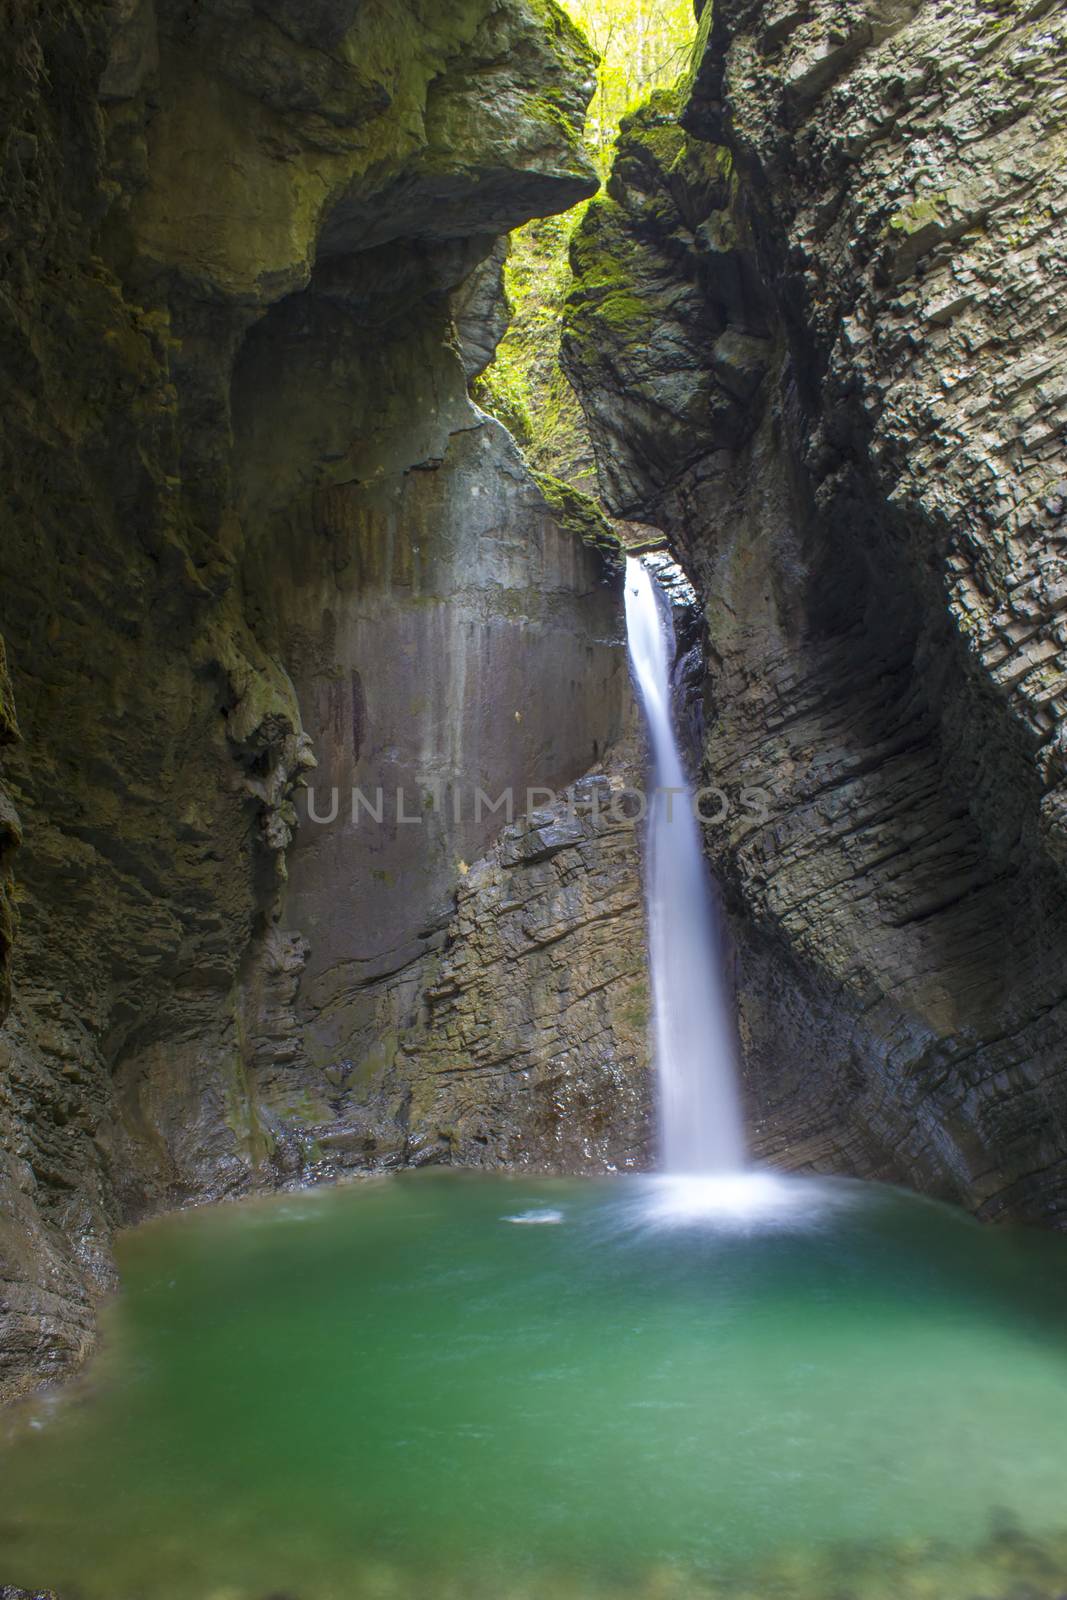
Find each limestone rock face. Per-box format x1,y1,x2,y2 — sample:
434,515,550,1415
396,771,651,1172
564,0,1067,1221
0,0,649,1404
233,767,651,1181
453,239,511,379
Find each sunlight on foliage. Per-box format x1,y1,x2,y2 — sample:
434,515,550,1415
472,0,696,487
474,209,596,488
568,0,698,180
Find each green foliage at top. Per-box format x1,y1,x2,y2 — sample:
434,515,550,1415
473,209,596,489
472,0,696,489
567,0,697,181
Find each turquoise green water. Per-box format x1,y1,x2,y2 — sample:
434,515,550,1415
2,1172,1067,1600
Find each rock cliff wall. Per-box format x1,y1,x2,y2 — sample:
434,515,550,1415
0,0,650,1403
563,0,1067,1221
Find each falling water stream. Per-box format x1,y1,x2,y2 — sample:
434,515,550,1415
623,556,747,1174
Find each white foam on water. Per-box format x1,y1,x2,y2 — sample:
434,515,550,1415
639,1171,854,1230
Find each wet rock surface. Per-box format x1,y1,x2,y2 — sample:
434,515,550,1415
244,766,652,1180
564,0,1067,1220
390,769,651,1171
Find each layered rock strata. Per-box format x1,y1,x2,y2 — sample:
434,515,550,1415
563,0,1067,1221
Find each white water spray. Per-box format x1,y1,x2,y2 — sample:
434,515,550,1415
624,556,747,1175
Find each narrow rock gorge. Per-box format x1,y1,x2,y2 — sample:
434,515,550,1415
2,0,1067,1421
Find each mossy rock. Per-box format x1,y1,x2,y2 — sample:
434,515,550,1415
564,194,658,346
615,86,688,171
888,193,947,236
531,470,623,572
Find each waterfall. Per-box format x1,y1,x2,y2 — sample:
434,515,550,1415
624,556,748,1175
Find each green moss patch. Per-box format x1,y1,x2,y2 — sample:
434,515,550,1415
531,469,623,569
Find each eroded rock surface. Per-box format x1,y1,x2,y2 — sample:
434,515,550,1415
564,0,1067,1220
236,767,651,1179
